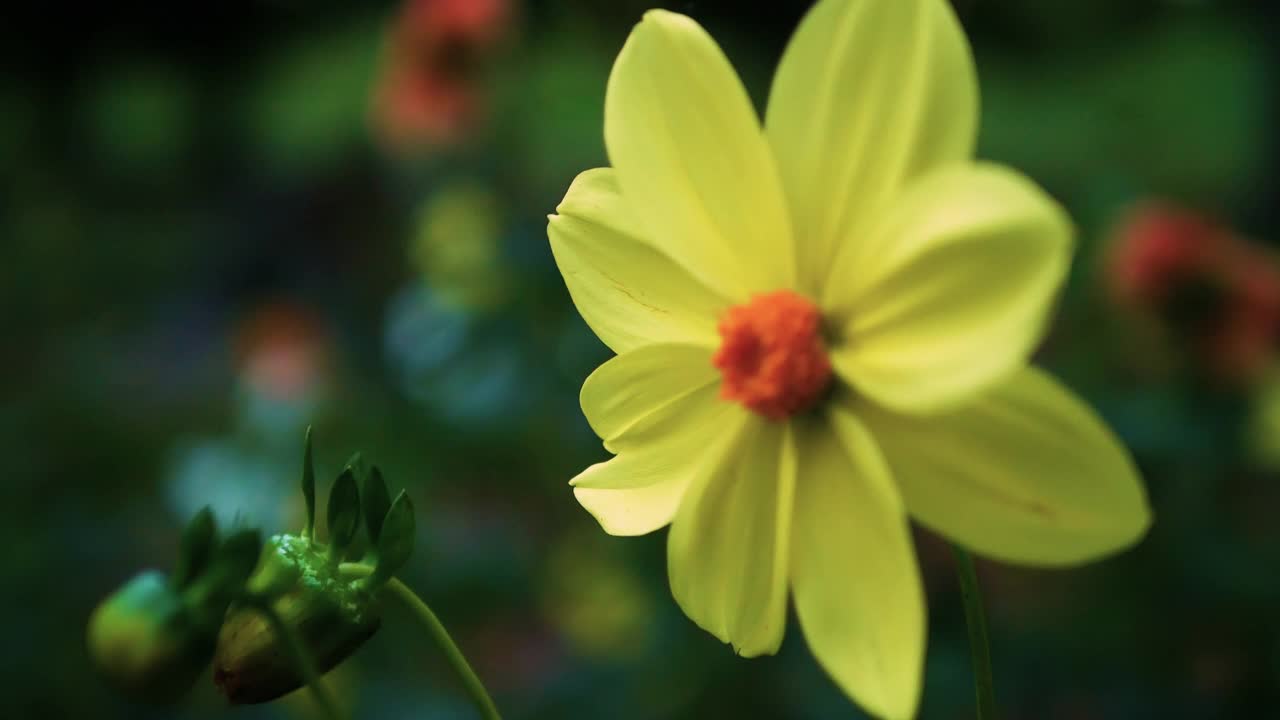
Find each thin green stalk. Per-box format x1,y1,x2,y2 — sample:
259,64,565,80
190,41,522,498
244,596,345,720
341,563,502,720
952,544,996,720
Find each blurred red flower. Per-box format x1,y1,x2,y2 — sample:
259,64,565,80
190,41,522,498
1213,243,1280,379
1105,203,1280,381
1106,203,1229,308
371,0,515,152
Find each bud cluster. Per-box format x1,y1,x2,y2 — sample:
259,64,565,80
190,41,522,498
87,509,262,703
88,428,417,707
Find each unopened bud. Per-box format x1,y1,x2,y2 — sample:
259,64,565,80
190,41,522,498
213,535,381,704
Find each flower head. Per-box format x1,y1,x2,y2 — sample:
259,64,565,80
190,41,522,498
1105,203,1231,309
548,1,1151,717
371,0,515,151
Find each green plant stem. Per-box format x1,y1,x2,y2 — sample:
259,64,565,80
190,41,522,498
952,544,996,720
244,596,345,720
341,563,502,720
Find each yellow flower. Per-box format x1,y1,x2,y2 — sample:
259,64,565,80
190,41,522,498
547,1,1151,718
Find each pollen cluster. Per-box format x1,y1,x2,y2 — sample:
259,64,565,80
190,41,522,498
712,290,832,420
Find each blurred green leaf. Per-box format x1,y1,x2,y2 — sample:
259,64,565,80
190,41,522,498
344,451,367,484
171,507,217,590
184,528,263,627
0,82,37,170
239,18,382,176
977,15,1265,207
82,62,196,180
217,529,265,591
362,466,391,545
503,23,610,188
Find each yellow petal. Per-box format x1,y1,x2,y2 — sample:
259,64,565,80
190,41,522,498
791,410,924,720
580,343,718,451
766,0,977,294
605,10,794,298
856,367,1152,567
667,419,795,657
549,168,729,353
572,385,744,537
828,164,1073,414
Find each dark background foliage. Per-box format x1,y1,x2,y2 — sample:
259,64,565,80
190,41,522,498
2,0,1277,718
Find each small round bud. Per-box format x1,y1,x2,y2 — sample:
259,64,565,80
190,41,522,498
87,571,215,704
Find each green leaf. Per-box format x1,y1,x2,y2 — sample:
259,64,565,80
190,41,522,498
326,468,361,560
362,466,391,545
302,426,316,539
344,452,367,483
185,528,263,627
371,491,415,585
171,507,217,590
218,529,264,590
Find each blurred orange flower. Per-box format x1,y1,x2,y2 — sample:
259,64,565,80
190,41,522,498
235,302,329,402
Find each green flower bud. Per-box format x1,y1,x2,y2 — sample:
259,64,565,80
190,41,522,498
213,534,381,704
87,571,215,704
87,512,263,706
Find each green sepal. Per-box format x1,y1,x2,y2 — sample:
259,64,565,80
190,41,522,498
302,426,316,539
326,468,361,561
344,451,367,484
362,466,391,545
366,490,414,588
171,507,217,590
186,528,263,625
218,529,265,588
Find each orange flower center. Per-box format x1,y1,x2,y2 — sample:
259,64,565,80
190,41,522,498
712,290,832,420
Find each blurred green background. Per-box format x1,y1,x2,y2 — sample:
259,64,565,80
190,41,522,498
3,0,1278,717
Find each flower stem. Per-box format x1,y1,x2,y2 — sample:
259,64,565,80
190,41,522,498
341,564,502,720
951,544,996,719
244,596,345,720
